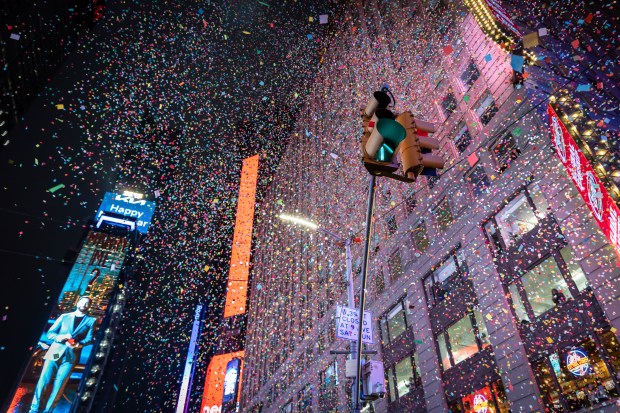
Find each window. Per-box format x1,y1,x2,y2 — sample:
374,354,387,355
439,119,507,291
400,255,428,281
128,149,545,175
491,133,520,173
433,197,454,232
319,361,338,412
371,269,385,296
521,257,570,317
389,250,403,282
423,247,468,307
442,91,458,117
560,245,588,291
484,182,549,250
405,191,417,214
534,337,620,411
280,400,293,413
474,92,498,125
465,163,490,197
453,122,472,153
411,221,429,255
386,353,422,403
460,60,480,89
380,300,409,345
435,311,489,370
297,384,313,413
387,214,398,235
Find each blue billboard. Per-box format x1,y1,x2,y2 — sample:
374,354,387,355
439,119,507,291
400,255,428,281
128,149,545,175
96,192,156,234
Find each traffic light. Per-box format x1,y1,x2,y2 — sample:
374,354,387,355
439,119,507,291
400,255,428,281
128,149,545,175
360,90,445,183
396,112,445,180
361,91,410,181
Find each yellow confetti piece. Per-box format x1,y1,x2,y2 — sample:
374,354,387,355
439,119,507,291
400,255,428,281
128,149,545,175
242,31,251,35
56,104,64,110
546,337,554,343
204,265,210,272
486,313,493,321
309,16,314,22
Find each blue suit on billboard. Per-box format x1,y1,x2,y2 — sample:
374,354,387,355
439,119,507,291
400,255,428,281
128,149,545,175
29,310,95,413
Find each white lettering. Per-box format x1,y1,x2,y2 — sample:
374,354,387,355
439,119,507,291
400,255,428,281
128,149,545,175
569,145,585,190
114,194,148,205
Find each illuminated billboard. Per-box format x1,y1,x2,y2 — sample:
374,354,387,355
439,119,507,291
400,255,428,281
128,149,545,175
96,192,156,234
199,352,244,413
7,230,131,413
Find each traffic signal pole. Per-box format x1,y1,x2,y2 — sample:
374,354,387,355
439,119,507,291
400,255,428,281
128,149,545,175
352,174,377,413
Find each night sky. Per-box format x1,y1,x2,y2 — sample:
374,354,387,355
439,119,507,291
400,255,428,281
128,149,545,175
0,0,341,410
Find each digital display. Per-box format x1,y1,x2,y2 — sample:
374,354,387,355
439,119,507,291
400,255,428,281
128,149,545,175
7,231,131,413
96,192,156,234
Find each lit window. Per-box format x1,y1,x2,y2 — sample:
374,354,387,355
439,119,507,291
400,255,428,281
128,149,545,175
411,221,429,254
395,357,413,398
474,92,498,125
436,310,489,370
461,60,480,89
442,92,458,117
423,248,468,307
560,245,588,291
465,163,490,197
453,122,472,153
521,257,571,318
389,250,403,282
380,300,408,344
387,214,398,235
385,352,422,403
434,197,454,232
491,133,520,173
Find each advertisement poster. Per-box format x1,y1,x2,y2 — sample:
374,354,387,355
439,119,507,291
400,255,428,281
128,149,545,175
7,231,130,413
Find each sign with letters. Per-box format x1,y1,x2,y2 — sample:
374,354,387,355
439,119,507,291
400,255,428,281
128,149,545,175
96,192,156,234
548,104,620,259
336,306,374,345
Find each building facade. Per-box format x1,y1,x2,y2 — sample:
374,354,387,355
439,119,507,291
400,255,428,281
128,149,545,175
241,1,620,412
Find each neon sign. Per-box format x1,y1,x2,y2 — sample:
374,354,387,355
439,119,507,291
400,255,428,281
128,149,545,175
548,104,620,258
566,348,592,377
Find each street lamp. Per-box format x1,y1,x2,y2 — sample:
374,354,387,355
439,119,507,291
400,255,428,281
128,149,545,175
278,213,357,408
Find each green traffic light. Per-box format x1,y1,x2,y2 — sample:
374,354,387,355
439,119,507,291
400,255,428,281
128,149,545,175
375,119,406,162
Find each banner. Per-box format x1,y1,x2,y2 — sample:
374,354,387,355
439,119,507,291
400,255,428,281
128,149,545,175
7,231,130,413
548,104,620,258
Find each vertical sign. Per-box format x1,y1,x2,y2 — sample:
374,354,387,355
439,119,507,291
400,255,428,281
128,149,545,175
548,104,620,258
7,231,130,413
176,303,204,413
224,155,259,318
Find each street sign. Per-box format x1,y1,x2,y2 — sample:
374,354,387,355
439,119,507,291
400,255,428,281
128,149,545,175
336,305,374,345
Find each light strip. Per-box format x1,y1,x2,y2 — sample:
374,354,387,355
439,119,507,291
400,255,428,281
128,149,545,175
278,213,318,230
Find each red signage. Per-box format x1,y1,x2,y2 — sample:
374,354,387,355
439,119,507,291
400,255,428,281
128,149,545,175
548,104,620,258
462,386,495,413
485,0,522,39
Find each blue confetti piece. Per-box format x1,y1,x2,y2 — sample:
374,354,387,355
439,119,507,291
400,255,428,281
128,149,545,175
307,34,313,39
484,54,492,62
198,8,204,15
510,54,524,73
259,81,264,86
576,83,591,92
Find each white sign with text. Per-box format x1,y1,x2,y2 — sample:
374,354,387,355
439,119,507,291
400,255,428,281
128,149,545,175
336,305,374,344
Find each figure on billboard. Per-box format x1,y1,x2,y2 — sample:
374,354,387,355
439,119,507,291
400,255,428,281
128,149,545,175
29,296,96,413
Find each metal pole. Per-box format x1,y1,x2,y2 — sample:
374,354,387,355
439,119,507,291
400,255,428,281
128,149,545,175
352,174,376,413
345,237,356,411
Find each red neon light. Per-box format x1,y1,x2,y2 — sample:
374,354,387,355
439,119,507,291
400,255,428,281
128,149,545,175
548,104,620,257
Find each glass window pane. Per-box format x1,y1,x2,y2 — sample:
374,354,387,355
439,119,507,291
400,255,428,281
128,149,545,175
436,257,457,283
395,356,414,398
473,308,491,348
560,245,588,292
414,222,429,252
448,315,479,365
601,331,620,376
380,318,389,344
556,338,617,410
508,283,530,323
437,332,451,370
424,275,435,307
387,367,396,402
387,304,406,341
528,182,549,218
413,351,422,384
496,193,538,248
521,257,571,318
434,198,454,232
